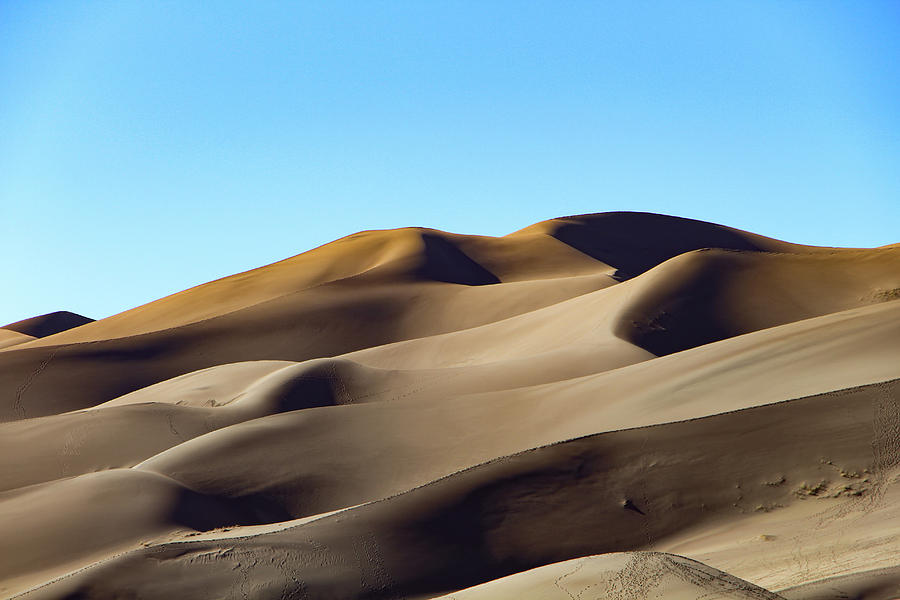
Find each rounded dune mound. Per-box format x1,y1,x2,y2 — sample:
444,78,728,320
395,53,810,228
94,360,295,409
220,357,406,414
0,328,36,350
511,211,811,280
612,245,900,355
0,469,266,597
96,358,406,418
0,358,404,492
2,311,93,339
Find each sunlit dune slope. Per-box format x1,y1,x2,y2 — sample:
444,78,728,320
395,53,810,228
12,211,838,349
0,329,36,350
3,214,896,422
17,380,900,599
2,212,899,600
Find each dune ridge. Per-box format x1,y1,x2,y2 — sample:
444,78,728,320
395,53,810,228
2,212,898,599
1,311,93,339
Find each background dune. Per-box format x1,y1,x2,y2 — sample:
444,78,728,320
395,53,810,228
2,212,899,600
1,311,94,340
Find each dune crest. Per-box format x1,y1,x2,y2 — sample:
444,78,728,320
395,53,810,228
2,311,93,339
2,212,899,599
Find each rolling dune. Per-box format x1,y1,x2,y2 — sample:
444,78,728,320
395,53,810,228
2,212,898,599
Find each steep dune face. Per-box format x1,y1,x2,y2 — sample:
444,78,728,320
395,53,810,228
2,212,899,599
512,211,808,279
613,247,900,355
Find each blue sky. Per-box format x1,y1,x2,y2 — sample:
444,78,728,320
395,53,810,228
2,1,898,323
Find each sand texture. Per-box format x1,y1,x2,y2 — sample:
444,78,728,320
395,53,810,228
2,212,899,599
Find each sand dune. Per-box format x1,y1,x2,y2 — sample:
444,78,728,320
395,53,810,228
0,329,36,351
1,311,93,339
430,553,786,600
0,271,617,420
0,469,269,595
2,212,898,599
16,380,899,598
120,302,900,523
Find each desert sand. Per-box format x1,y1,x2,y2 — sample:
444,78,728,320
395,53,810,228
1,211,898,599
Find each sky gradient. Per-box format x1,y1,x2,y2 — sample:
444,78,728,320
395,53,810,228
2,1,899,323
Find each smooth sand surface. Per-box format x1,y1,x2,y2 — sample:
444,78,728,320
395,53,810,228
0,329,36,351
1,311,93,339
2,212,899,599
429,553,785,600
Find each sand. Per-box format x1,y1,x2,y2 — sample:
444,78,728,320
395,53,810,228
1,211,898,599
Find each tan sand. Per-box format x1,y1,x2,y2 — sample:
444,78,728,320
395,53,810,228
1,212,898,599
0,329,36,350
429,553,785,600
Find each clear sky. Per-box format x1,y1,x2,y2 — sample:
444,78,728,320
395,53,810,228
2,1,898,324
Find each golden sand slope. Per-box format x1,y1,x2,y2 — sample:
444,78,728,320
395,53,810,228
1,212,898,600
0,329,35,351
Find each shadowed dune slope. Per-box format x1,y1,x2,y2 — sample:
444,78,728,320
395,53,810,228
0,274,615,420
17,380,898,599
430,553,786,600
1,297,894,506
779,567,900,600
2,212,899,599
0,469,279,596
512,211,814,279
613,246,900,355
138,304,892,512
0,269,629,420
2,311,93,338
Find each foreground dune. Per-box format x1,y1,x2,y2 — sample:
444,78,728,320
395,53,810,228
429,553,786,600
2,212,898,599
